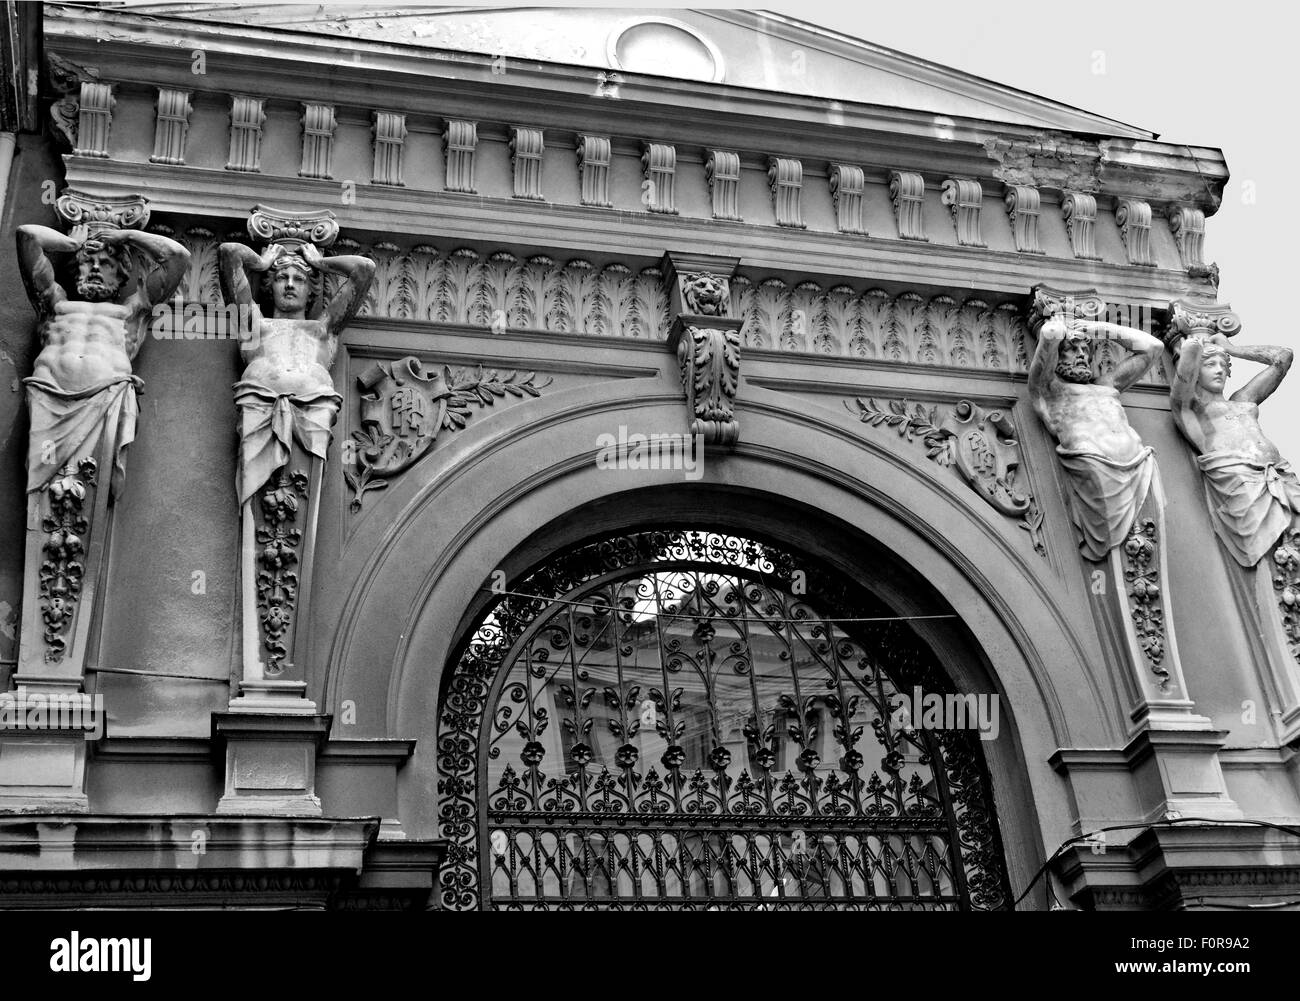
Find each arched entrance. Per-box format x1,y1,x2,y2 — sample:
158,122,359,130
437,526,1011,910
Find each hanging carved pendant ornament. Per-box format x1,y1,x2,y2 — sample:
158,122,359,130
1123,518,1170,691
667,267,742,446
1271,531,1300,661
255,470,308,676
38,459,97,661
347,357,551,511
849,397,1046,556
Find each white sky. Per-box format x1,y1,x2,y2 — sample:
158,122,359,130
769,0,1298,458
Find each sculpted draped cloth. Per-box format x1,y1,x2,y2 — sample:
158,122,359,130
1056,445,1156,561
1196,452,1300,567
24,374,142,500
234,378,342,506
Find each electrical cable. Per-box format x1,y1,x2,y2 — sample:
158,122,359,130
1016,815,1300,909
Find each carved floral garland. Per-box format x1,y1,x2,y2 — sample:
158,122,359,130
38,458,98,662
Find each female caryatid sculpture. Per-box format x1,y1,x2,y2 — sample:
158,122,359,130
219,207,374,709
1167,299,1300,712
1168,301,1294,568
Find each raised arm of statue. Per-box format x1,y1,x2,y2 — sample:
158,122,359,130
1027,314,1067,404
1227,340,1293,405
301,241,376,336
1170,332,1204,410
218,241,280,308
96,228,191,309
15,223,76,317
1078,320,1163,392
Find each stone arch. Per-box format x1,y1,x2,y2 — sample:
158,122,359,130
318,384,1114,904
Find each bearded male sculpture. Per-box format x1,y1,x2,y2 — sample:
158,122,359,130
1028,287,1164,560
14,191,189,670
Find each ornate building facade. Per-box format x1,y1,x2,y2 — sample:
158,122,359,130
0,3,1297,910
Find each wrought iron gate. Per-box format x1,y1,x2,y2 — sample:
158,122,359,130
437,529,1010,910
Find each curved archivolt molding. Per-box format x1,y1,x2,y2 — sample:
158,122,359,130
320,384,1108,747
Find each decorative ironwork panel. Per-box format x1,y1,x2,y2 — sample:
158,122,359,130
437,529,1010,911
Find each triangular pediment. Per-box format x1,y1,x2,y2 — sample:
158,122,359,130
114,4,1154,137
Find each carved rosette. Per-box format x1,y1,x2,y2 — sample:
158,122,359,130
848,397,1046,557
38,458,98,662
1123,518,1170,691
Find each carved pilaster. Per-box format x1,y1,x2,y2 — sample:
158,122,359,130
226,96,265,173
149,88,191,165
576,134,612,207
706,150,742,221
829,163,867,235
444,119,477,193
642,142,677,214
372,111,407,186
72,81,113,158
510,127,544,200
1116,198,1154,266
1062,192,1100,260
889,170,927,241
940,178,984,247
1004,184,1044,254
767,156,804,228
1167,205,1206,269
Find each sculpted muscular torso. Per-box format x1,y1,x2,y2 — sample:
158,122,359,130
16,223,189,494
219,240,373,396
1170,331,1297,567
18,225,188,392
1171,334,1290,464
1028,313,1164,560
218,239,374,506
1029,316,1163,460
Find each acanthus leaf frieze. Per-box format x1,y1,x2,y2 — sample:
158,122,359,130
157,231,1175,385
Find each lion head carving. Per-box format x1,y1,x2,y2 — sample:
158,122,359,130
681,272,728,317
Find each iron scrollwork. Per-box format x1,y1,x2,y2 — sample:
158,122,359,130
436,528,1011,911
